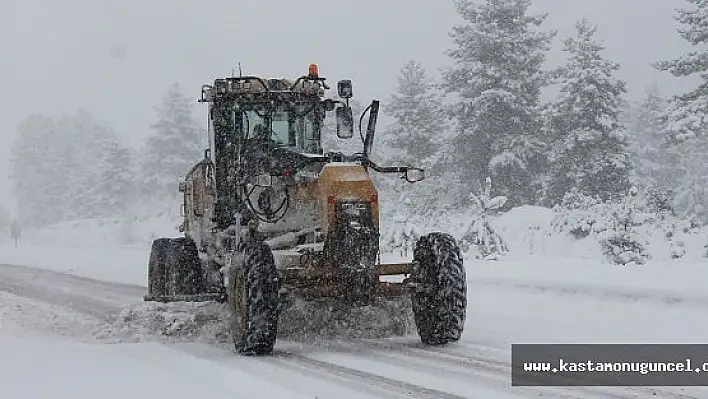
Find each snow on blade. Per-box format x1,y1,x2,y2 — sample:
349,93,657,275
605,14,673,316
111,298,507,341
94,301,231,344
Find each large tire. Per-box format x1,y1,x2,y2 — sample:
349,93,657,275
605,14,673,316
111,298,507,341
147,237,205,297
168,237,206,295
231,241,280,356
335,225,379,306
147,238,171,297
411,232,466,345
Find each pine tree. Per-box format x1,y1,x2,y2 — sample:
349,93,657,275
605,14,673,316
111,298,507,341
382,60,447,166
652,0,708,222
10,110,130,225
671,138,708,221
374,61,454,221
60,110,123,218
442,0,556,206
10,114,69,226
142,83,204,197
626,84,679,192
93,139,135,216
547,19,631,203
655,0,708,141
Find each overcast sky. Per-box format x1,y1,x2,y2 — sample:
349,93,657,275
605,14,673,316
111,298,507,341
0,0,696,209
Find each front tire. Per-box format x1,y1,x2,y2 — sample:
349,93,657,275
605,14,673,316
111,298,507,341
411,232,466,345
232,241,280,355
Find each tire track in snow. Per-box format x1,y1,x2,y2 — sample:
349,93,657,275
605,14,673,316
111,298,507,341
0,263,144,319
272,350,478,399
168,341,482,399
290,339,613,399
0,266,126,321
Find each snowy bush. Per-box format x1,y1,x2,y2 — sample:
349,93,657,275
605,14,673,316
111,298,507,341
553,187,657,264
553,186,707,262
599,197,652,265
642,186,674,217
599,229,650,265
550,189,606,239
459,177,509,260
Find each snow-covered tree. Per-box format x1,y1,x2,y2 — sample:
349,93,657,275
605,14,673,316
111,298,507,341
375,61,453,221
381,60,447,166
93,139,136,215
626,84,673,189
670,138,708,222
142,83,204,197
653,0,708,223
10,110,123,225
460,176,509,260
547,19,631,203
655,0,708,142
10,114,60,226
58,110,123,218
442,0,556,206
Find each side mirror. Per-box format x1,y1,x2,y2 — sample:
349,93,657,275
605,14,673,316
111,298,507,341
337,80,353,99
404,167,425,183
336,106,354,139
178,182,187,192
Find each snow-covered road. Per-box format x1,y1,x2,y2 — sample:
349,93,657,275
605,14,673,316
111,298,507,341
2,248,708,398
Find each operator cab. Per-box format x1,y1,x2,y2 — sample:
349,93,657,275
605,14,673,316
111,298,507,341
201,68,341,160
241,103,320,154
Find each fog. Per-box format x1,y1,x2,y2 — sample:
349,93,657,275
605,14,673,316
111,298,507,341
0,0,694,208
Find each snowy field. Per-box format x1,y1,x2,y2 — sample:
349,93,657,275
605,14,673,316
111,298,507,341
2,206,708,398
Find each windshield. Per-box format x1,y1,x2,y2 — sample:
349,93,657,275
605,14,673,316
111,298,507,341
243,106,319,153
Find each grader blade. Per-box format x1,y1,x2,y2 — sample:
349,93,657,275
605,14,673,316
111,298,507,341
143,293,226,303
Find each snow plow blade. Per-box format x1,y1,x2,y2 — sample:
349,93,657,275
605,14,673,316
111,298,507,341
143,293,226,303
277,261,414,301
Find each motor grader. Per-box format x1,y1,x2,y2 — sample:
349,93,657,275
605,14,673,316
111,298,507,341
144,64,467,355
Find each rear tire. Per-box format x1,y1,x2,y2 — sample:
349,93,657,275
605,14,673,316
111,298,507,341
411,232,466,345
234,241,280,356
147,237,205,298
147,238,171,297
168,237,206,295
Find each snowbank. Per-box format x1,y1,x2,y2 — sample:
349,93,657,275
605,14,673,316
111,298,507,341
382,204,708,263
